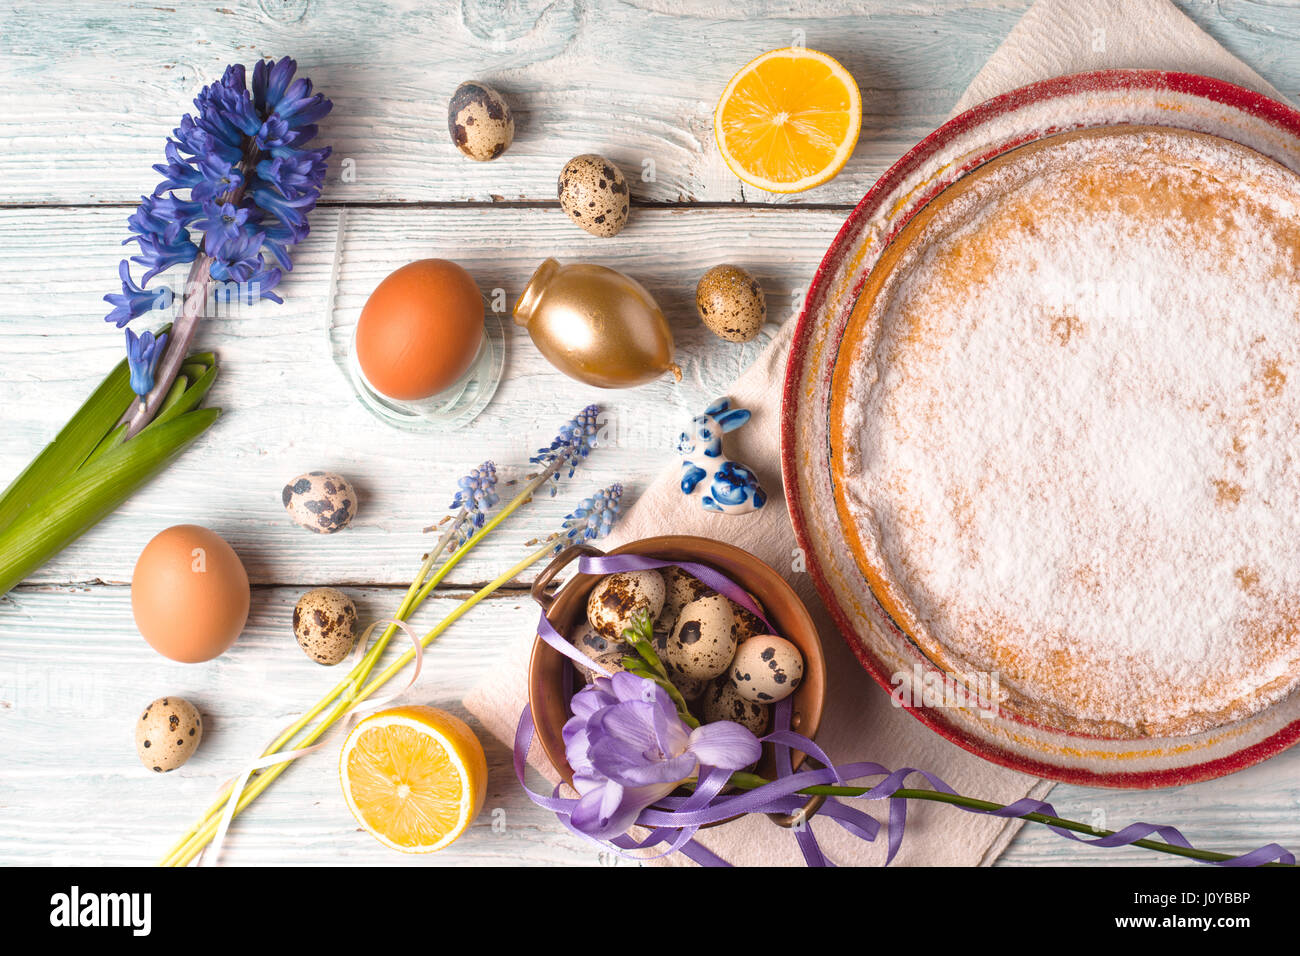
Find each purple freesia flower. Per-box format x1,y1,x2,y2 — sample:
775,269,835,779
562,672,761,840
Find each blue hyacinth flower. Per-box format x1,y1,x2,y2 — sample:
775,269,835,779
105,57,332,396
104,261,173,329
124,328,169,397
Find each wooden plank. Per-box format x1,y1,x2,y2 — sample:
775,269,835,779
0,204,841,588
2,583,1296,866
0,0,1017,205
0,584,608,865
2,1,1296,207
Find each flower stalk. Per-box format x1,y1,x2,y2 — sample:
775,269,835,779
161,408,608,865
162,482,625,867
724,774,1292,867
619,609,698,728
120,256,211,438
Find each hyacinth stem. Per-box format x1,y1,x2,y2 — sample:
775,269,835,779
725,774,1290,866
121,255,213,440
163,539,560,867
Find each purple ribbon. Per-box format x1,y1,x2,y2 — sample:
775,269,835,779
514,553,1296,868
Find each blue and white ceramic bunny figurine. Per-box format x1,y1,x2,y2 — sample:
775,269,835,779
674,398,768,515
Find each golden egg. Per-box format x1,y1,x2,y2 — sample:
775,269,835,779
513,258,679,388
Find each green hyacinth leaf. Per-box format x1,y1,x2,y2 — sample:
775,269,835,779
146,364,217,432
0,407,220,596
0,324,178,534
80,421,130,471
155,374,192,418
0,357,133,535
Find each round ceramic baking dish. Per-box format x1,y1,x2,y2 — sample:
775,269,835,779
782,70,1300,787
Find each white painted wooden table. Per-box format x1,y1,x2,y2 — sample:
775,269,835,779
2,0,1298,867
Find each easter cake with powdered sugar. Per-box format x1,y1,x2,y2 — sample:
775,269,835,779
831,125,1300,738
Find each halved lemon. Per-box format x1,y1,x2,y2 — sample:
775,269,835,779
714,47,862,194
339,705,487,854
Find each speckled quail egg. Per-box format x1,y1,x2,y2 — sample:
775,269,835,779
662,594,736,680
587,570,665,641
575,648,632,685
135,696,202,773
658,567,713,628
448,81,514,162
730,599,768,646
558,154,630,237
696,265,767,343
282,471,357,534
731,634,804,703
572,623,629,660
652,613,674,653
701,679,770,736
293,587,359,665
666,664,708,701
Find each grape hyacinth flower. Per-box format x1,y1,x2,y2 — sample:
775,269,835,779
108,57,332,437
531,404,601,495
563,672,762,840
553,483,623,553
446,461,500,543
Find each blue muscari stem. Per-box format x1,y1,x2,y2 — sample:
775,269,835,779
106,56,332,402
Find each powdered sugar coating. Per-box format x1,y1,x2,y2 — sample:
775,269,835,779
836,126,1300,736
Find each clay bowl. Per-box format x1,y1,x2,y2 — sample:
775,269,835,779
527,535,826,790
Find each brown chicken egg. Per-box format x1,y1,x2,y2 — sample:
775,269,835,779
131,525,250,663
355,259,485,401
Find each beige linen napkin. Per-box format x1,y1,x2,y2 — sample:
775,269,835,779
466,0,1279,865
